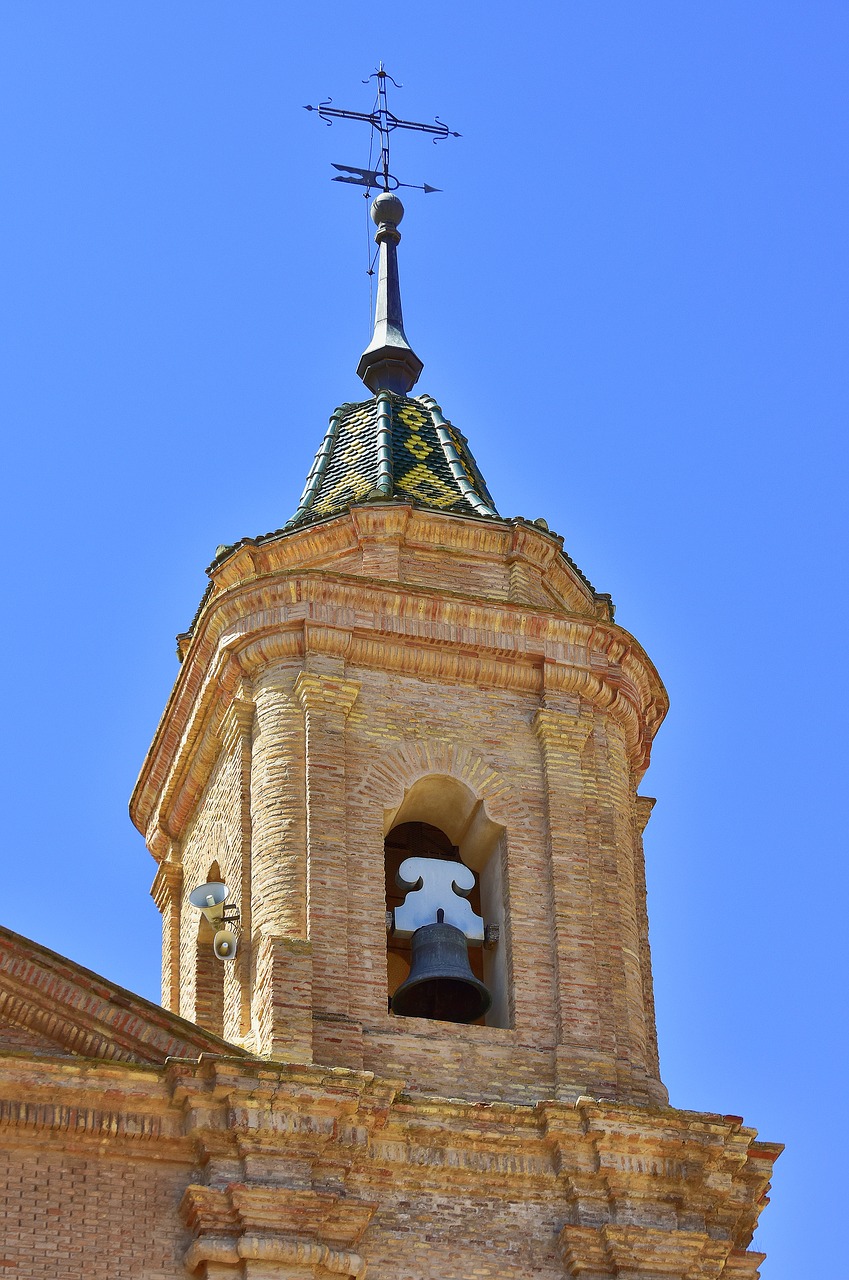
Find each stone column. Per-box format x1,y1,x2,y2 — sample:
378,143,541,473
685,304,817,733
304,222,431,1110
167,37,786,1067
533,692,609,1097
295,670,361,1068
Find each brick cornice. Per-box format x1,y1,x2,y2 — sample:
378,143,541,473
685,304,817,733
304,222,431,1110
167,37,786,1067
132,506,661,837
150,858,182,911
159,1057,779,1276
132,569,667,851
635,795,656,834
214,506,596,615
0,1050,778,1274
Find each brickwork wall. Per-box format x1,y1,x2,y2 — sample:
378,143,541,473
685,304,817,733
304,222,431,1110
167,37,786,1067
398,547,512,600
149,651,664,1101
0,1146,192,1279
135,509,667,1104
345,670,557,1096
349,1188,566,1280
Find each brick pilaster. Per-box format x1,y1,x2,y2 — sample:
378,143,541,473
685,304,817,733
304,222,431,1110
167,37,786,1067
351,503,411,580
533,696,607,1095
295,671,361,1068
220,697,255,1040
254,934,313,1061
249,671,309,1049
599,719,651,1091
151,857,183,1013
634,793,661,1083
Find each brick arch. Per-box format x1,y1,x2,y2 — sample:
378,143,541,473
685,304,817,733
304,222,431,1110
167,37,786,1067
355,739,531,836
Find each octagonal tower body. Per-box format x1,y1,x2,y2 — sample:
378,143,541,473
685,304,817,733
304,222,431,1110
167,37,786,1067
132,383,669,1108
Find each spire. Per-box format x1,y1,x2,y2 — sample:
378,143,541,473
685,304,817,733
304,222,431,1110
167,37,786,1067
356,192,423,394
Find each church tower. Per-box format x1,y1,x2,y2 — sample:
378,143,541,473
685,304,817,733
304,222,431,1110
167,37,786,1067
130,84,779,1279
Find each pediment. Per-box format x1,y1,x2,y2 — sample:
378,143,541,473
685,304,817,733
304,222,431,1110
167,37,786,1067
0,924,244,1066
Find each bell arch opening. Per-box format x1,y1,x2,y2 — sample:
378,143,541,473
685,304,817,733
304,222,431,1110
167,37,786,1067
383,776,511,1029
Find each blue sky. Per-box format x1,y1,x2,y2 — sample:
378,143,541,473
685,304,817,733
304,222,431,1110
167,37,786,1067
1,4,847,1274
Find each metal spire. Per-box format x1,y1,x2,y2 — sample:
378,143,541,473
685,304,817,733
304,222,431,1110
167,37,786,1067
356,191,422,394
305,67,460,394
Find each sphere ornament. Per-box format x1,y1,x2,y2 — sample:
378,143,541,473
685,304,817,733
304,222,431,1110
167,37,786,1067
371,191,405,226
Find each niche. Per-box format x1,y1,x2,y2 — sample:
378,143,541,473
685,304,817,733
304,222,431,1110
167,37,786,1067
383,776,510,1029
193,861,224,1034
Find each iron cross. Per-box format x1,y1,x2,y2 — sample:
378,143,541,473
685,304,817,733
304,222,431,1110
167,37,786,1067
304,64,460,195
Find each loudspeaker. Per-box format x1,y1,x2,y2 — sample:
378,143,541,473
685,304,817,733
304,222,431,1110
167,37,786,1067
213,928,238,960
189,881,229,924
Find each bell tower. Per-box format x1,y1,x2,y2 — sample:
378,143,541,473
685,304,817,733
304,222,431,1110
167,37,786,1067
130,77,779,1279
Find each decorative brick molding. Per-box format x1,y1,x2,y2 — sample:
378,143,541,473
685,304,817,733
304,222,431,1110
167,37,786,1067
356,737,530,835
181,1183,375,1278
0,1044,779,1276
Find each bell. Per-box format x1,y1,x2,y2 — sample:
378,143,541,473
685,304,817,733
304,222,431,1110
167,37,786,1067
391,910,491,1024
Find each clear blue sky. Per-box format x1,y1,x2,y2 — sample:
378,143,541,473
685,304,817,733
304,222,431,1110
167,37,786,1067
1,5,846,1275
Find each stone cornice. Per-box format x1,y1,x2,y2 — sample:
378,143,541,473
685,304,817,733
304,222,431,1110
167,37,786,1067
181,1183,375,1276
215,506,597,613
0,1048,778,1274
131,565,667,853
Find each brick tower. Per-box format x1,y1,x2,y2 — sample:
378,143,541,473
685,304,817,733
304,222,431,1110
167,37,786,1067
129,175,780,1275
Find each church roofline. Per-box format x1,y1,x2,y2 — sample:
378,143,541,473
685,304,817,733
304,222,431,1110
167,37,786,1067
0,923,247,1066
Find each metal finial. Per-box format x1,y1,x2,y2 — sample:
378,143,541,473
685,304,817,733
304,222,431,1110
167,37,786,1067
356,192,423,394
305,70,459,393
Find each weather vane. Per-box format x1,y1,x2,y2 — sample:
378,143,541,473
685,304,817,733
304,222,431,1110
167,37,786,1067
304,64,460,196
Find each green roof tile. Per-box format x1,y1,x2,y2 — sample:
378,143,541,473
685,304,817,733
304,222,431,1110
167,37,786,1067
286,390,499,528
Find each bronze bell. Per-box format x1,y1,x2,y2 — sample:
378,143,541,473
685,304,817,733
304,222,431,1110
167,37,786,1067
391,910,491,1024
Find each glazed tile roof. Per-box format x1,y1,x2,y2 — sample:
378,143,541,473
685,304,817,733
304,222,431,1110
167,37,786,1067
286,390,500,528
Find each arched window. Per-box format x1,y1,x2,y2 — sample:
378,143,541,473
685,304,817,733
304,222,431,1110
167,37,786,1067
383,778,510,1028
